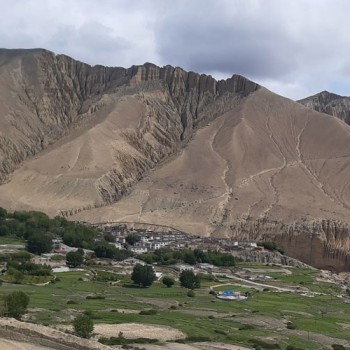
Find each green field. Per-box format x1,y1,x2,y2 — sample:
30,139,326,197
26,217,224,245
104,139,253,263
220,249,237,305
1,266,349,349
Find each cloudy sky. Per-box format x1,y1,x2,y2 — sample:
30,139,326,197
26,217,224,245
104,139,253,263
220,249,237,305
1,0,349,99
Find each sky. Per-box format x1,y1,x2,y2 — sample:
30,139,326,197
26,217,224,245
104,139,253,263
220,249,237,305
1,0,349,100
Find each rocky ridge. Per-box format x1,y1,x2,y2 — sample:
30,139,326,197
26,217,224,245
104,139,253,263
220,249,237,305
0,49,258,210
298,90,350,125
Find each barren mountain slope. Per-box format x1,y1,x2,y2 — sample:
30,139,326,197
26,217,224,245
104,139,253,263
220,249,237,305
0,48,258,214
72,88,350,270
73,88,350,227
298,90,350,125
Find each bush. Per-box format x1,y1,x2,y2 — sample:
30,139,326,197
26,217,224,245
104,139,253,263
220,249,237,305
239,324,255,330
162,276,175,288
286,321,296,330
86,295,105,300
66,300,78,305
3,291,30,319
187,290,195,297
66,250,84,268
99,335,158,345
73,314,94,338
139,309,157,315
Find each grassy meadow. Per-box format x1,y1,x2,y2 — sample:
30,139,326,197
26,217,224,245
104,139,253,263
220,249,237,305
1,264,349,349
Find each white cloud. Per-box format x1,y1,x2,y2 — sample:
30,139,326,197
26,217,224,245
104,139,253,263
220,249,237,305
0,0,349,99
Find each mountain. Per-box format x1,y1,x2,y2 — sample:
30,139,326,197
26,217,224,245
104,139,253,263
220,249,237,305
1,49,350,271
298,90,350,125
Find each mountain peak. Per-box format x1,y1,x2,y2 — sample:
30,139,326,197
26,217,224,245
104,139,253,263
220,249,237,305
298,90,350,125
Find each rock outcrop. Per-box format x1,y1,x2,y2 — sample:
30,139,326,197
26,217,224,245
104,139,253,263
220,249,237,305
298,90,350,125
228,218,350,271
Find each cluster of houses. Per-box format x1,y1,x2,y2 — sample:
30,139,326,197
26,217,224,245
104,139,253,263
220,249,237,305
94,222,265,255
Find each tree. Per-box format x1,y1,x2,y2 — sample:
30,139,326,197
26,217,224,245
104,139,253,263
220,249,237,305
66,251,84,268
162,276,175,288
26,232,52,255
0,224,10,236
131,264,156,287
73,314,94,338
0,207,7,220
4,291,30,319
179,270,201,289
125,234,141,245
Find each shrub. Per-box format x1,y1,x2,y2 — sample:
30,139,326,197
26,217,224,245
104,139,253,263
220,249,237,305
99,336,158,345
162,276,175,288
3,291,30,319
66,250,84,268
73,314,94,338
239,324,255,330
187,290,195,297
66,300,78,305
286,321,296,330
139,309,157,315
86,295,105,300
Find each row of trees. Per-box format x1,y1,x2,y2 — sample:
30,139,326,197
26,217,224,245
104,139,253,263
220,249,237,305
93,242,133,260
139,248,236,267
0,208,98,254
131,264,201,290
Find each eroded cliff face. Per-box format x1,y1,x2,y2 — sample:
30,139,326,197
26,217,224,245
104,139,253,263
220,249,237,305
0,48,259,213
298,91,350,125
226,218,350,271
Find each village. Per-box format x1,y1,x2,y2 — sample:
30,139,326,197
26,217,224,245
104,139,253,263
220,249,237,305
91,222,264,255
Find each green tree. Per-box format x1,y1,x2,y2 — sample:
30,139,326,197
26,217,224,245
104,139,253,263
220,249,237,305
4,291,30,319
179,270,201,289
66,251,84,267
73,314,94,338
131,264,156,287
162,276,175,288
26,232,52,255
0,224,10,236
0,207,7,220
125,234,141,245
